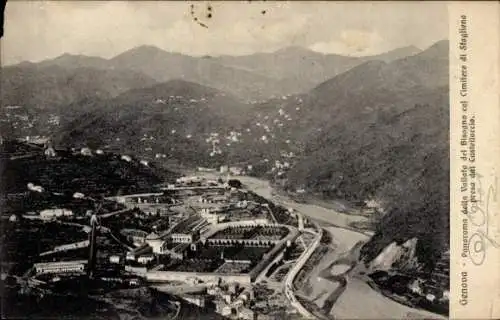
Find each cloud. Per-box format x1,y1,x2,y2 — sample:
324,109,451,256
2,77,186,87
1,1,448,65
310,29,384,56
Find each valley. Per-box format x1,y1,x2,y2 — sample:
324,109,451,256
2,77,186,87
1,37,450,319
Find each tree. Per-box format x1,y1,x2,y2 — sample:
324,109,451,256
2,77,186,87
227,179,242,189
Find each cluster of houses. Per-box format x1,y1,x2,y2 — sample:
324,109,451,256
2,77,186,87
39,208,74,220
118,216,206,266
176,176,204,185
42,144,152,170
408,250,450,304
27,182,44,193
370,241,450,309
210,284,255,320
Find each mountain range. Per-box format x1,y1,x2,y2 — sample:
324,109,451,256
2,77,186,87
1,40,449,273
2,44,421,104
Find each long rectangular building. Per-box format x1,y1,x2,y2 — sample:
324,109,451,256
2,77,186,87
34,260,87,274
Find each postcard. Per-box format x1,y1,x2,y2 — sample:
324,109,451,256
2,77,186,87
0,1,498,319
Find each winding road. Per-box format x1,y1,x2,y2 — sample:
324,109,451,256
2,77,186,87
283,226,323,319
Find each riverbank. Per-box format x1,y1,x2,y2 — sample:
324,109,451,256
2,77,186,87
236,176,372,233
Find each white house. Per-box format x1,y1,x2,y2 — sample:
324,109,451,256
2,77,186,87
229,166,243,176
138,255,155,264
121,155,132,162
145,232,165,254
109,255,121,264
27,183,44,193
408,279,423,295
236,201,248,208
81,148,92,156
73,192,85,199
220,165,229,174
40,208,73,219
44,147,57,158
442,290,450,301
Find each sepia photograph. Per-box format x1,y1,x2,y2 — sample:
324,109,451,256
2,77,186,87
0,1,456,319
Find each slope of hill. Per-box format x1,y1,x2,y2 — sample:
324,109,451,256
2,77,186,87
0,284,225,320
109,45,288,100
367,45,421,62
1,64,157,111
110,44,422,100
207,40,449,274
0,141,173,197
284,41,449,187
211,46,359,91
279,40,450,271
212,45,421,92
37,53,111,70
53,80,252,168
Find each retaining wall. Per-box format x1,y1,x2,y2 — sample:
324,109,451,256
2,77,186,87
144,271,252,284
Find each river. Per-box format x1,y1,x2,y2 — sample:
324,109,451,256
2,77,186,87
236,176,369,230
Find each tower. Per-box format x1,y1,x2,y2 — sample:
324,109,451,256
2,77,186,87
43,140,57,158
87,213,99,278
298,214,304,231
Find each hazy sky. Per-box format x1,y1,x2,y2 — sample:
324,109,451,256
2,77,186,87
2,1,448,65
